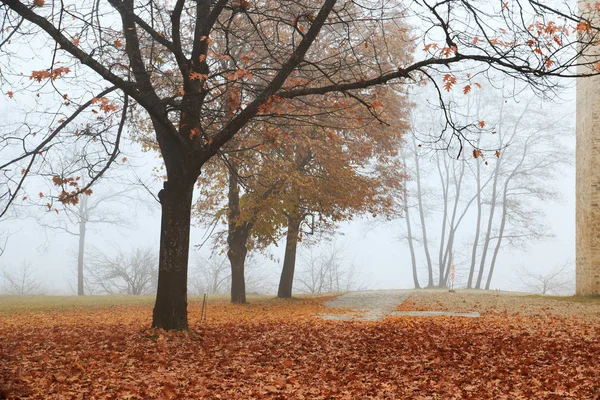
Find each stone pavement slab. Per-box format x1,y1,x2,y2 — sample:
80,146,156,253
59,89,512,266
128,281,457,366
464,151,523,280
390,311,480,318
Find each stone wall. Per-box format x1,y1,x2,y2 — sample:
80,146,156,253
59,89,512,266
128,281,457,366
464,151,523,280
577,0,600,295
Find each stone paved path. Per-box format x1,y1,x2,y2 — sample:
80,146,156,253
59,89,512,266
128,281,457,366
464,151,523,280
320,290,409,321
320,290,481,321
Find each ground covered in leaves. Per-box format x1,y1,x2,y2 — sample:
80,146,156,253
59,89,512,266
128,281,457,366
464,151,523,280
1,292,600,399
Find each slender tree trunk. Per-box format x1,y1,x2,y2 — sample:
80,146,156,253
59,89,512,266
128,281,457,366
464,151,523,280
412,136,434,286
475,157,500,289
485,141,528,289
467,158,482,288
402,184,420,289
77,195,88,296
436,153,450,286
152,179,194,330
442,160,465,284
485,191,508,290
278,215,302,298
227,166,250,304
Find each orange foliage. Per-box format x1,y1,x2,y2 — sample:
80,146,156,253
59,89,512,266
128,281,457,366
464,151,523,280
189,71,208,81
443,74,457,92
1,298,600,399
29,67,71,82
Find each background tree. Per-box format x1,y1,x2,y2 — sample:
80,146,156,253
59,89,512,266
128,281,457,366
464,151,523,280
188,254,272,296
188,256,230,296
37,180,136,296
2,0,599,329
87,247,158,295
518,262,574,295
402,84,571,289
294,245,368,294
0,262,46,295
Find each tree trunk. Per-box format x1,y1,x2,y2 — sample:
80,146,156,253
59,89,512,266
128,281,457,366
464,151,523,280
412,136,434,287
441,159,465,285
467,157,482,288
152,179,194,330
436,153,450,286
475,158,500,289
228,236,248,303
278,215,302,298
402,180,420,289
227,166,250,304
485,195,507,290
77,195,87,296
485,142,528,290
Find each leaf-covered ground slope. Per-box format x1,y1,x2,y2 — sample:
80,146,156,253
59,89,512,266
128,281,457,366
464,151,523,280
1,292,600,399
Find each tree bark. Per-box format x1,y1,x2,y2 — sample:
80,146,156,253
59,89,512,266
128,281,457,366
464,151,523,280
152,179,194,330
278,215,303,298
228,235,248,303
227,166,250,304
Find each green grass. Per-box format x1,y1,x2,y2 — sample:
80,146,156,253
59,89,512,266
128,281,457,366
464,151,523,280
0,293,318,313
0,295,157,313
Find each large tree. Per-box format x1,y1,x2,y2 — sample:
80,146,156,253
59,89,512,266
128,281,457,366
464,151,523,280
194,84,408,302
1,0,599,329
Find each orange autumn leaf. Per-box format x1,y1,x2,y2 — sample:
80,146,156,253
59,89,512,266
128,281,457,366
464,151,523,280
190,128,201,140
190,71,208,81
478,120,486,128
30,67,71,82
442,74,457,91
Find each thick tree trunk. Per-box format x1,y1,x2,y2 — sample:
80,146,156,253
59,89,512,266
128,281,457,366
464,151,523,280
77,195,87,296
278,215,302,298
226,165,252,304
228,237,248,304
152,179,194,330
